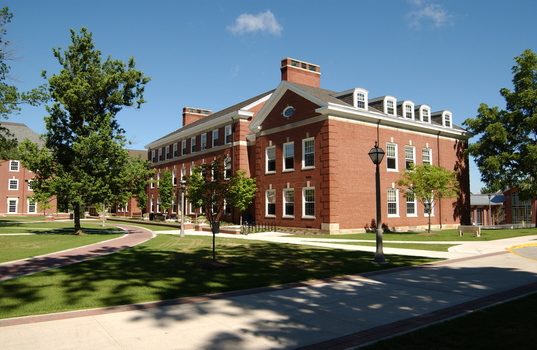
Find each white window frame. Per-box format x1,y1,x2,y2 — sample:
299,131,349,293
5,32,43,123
443,112,452,128
28,180,34,191
150,197,154,213
27,199,37,214
165,145,169,160
173,143,178,157
354,88,369,109
302,138,315,169
385,98,396,115
158,148,162,161
387,188,399,217
201,134,207,150
212,129,219,147
266,189,276,217
386,142,398,171
191,137,196,153
172,168,177,185
283,142,294,171
422,148,432,165
150,176,155,188
404,145,415,169
182,140,187,155
8,198,18,213
9,160,20,172
225,157,232,179
418,105,431,123
266,146,276,173
9,179,18,190
151,150,156,163
283,188,295,217
406,190,417,217
302,187,315,218
225,125,232,144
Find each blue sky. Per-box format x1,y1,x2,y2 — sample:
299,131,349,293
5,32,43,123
3,0,537,193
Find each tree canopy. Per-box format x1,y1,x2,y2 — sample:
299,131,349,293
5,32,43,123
185,155,257,260
158,169,174,219
19,27,151,233
464,49,537,199
397,163,459,232
0,7,48,159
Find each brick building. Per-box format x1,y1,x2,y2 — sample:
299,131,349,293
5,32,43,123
146,58,471,233
0,122,57,216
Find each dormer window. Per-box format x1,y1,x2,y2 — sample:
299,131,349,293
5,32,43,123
354,88,368,109
386,99,395,115
415,105,431,123
398,100,414,119
443,112,452,128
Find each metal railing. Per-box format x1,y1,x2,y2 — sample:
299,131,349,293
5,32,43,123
240,221,276,235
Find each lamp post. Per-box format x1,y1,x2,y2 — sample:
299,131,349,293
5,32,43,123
488,193,492,227
180,181,186,238
368,142,387,264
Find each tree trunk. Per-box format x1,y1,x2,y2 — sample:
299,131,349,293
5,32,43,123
428,212,432,233
74,202,83,234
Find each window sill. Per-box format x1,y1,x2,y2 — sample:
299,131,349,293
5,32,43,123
283,215,295,219
301,216,316,220
387,214,400,218
282,169,295,173
406,214,418,218
265,215,276,219
301,166,315,171
265,171,276,175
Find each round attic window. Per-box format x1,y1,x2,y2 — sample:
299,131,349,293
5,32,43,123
283,106,295,118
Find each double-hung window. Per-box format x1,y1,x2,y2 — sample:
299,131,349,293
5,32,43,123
9,179,18,190
303,188,315,217
225,125,232,144
444,113,452,128
386,143,397,171
405,145,415,169
10,160,19,171
356,93,365,108
8,199,17,213
302,138,315,168
386,99,395,115
182,140,187,155
283,189,294,217
201,134,207,150
191,137,197,153
406,191,417,216
422,148,432,165
28,200,37,214
173,143,178,157
165,146,169,160
158,148,162,161
387,188,399,217
283,142,294,171
212,129,219,147
266,190,276,216
266,146,276,173
225,157,232,179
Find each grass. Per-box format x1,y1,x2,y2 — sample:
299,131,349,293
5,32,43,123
0,234,438,319
362,292,537,350
331,241,457,252
0,233,124,263
293,227,537,241
0,220,124,234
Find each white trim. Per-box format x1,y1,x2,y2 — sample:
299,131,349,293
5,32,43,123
302,187,316,218
283,141,295,171
302,137,315,169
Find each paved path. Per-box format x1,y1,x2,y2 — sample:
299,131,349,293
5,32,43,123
0,224,154,282
0,229,536,349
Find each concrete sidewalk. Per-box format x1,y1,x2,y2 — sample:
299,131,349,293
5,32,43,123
1,242,537,349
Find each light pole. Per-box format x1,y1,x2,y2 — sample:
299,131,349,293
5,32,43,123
368,142,387,264
488,193,492,227
180,181,186,238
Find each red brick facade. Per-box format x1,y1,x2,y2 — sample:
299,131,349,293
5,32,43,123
146,58,471,233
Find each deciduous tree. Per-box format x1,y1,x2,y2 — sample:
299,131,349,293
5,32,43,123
158,169,174,220
464,49,537,200
397,164,459,233
19,27,151,234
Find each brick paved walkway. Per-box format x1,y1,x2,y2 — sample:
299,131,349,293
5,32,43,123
0,224,154,282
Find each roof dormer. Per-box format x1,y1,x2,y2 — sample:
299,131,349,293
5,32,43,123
415,104,431,123
397,100,415,120
432,110,453,128
369,95,397,116
333,88,369,110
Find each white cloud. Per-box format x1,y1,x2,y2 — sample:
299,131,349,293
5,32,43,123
227,10,282,36
407,1,454,29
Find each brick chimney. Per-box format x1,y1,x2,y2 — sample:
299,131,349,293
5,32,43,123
182,107,212,126
280,58,321,88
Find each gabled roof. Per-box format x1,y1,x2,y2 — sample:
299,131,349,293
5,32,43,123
145,90,274,149
0,122,44,147
249,81,470,138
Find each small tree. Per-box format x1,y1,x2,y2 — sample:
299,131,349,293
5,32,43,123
397,164,459,233
185,155,257,260
158,169,174,220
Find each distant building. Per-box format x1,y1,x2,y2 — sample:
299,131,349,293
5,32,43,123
145,58,472,233
0,122,57,216
471,189,535,226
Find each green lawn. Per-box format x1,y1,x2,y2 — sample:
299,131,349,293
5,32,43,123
329,241,457,252
0,234,438,319
0,220,124,234
294,227,537,241
362,292,537,350
0,233,124,263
